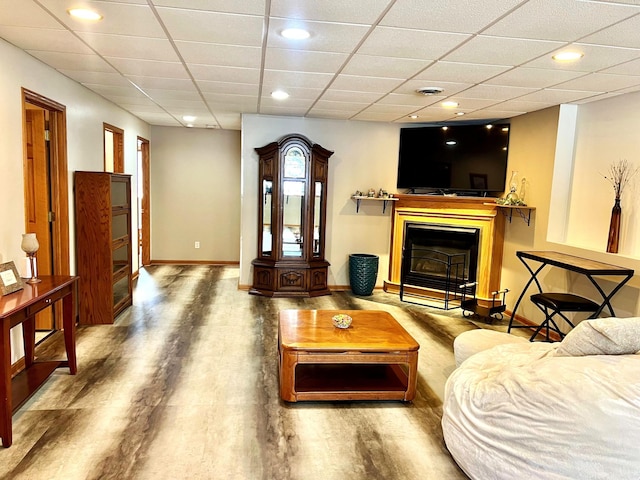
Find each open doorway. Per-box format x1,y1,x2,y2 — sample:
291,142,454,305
104,123,124,173
21,88,70,337
137,137,150,267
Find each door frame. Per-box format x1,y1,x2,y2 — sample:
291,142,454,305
138,136,150,266
21,88,70,327
104,123,124,173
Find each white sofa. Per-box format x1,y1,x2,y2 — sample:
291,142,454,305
442,318,640,480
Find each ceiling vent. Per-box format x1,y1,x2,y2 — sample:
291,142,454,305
416,87,444,96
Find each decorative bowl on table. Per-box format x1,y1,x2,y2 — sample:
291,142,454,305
332,314,353,329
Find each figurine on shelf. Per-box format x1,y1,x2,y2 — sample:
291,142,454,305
354,190,362,197
367,188,376,197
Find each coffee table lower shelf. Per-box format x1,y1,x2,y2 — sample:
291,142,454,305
279,353,417,402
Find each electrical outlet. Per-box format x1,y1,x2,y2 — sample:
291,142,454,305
194,241,200,249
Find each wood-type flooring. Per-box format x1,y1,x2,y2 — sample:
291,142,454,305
0,265,512,480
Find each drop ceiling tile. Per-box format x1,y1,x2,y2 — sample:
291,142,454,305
516,88,601,104
143,88,201,101
203,93,259,110
411,105,474,121
572,92,625,104
260,97,314,109
264,48,348,74
196,80,259,96
306,109,354,120
442,35,564,66
77,32,180,61
377,93,443,107
175,41,262,68
358,27,469,60
612,84,640,95
553,72,640,92
484,0,638,42
0,1,63,28
106,96,159,107
494,99,555,112
131,112,181,125
0,27,93,54
261,85,324,100
394,79,472,96
330,74,404,93
380,0,525,33
106,57,189,78
359,103,419,115
443,98,504,109
83,83,151,98
456,84,538,100
351,111,404,122
165,109,215,121
57,69,131,86
271,0,389,24
259,105,308,116
152,98,209,109
156,7,264,45
319,89,382,103
119,104,168,114
215,112,242,130
485,67,587,89
525,43,640,71
263,69,333,89
417,61,512,84
38,1,166,38
267,18,370,53
26,50,116,72
125,76,196,90
152,0,265,15
341,54,429,78
580,14,640,49
462,110,524,120
602,57,640,75
189,64,261,83
312,100,371,111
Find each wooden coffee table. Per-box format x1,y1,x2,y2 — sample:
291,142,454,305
278,309,419,402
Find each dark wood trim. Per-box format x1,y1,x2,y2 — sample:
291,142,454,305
151,260,240,266
138,136,151,266
103,122,125,173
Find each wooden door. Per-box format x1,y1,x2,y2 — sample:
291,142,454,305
24,107,53,330
138,137,151,266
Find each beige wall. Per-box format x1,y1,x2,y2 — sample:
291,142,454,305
0,38,149,361
150,126,241,262
240,114,401,289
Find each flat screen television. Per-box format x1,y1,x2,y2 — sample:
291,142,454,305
396,123,510,195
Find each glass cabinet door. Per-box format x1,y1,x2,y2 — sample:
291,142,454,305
282,180,304,257
313,182,323,257
262,179,273,256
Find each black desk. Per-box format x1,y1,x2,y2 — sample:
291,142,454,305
509,251,634,332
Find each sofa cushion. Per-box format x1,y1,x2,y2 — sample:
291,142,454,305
554,316,640,357
453,329,528,367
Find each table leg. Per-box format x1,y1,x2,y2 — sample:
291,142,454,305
404,351,418,401
509,259,546,331
1,321,12,447
62,290,77,375
279,351,297,402
586,273,634,318
22,316,35,369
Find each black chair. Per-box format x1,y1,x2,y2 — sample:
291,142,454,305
528,293,599,342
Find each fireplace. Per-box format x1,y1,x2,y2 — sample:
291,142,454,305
385,195,505,309
402,223,479,291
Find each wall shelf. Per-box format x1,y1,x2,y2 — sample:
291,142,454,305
352,195,398,213
486,203,536,226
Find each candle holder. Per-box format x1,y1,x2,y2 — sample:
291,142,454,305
20,233,41,284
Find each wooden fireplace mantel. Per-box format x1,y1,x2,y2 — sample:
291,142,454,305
384,194,505,306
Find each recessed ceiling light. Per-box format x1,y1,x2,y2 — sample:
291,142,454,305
416,87,444,96
271,90,289,100
442,126,448,131
446,141,457,145
281,28,310,40
442,101,458,108
502,127,509,132
455,112,465,116
486,125,493,129
409,115,419,119
552,51,584,62
183,115,196,122
186,124,194,128
67,8,103,21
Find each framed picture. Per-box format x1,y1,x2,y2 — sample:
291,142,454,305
469,173,488,190
0,261,24,296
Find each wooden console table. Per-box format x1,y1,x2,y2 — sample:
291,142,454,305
0,276,78,447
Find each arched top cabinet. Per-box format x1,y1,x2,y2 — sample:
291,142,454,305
250,134,333,297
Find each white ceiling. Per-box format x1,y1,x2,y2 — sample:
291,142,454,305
2,0,640,130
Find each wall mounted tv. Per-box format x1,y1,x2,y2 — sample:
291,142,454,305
397,123,510,195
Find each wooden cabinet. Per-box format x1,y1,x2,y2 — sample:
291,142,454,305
250,134,333,297
74,171,132,324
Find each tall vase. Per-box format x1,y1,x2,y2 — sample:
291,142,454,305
606,197,621,253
